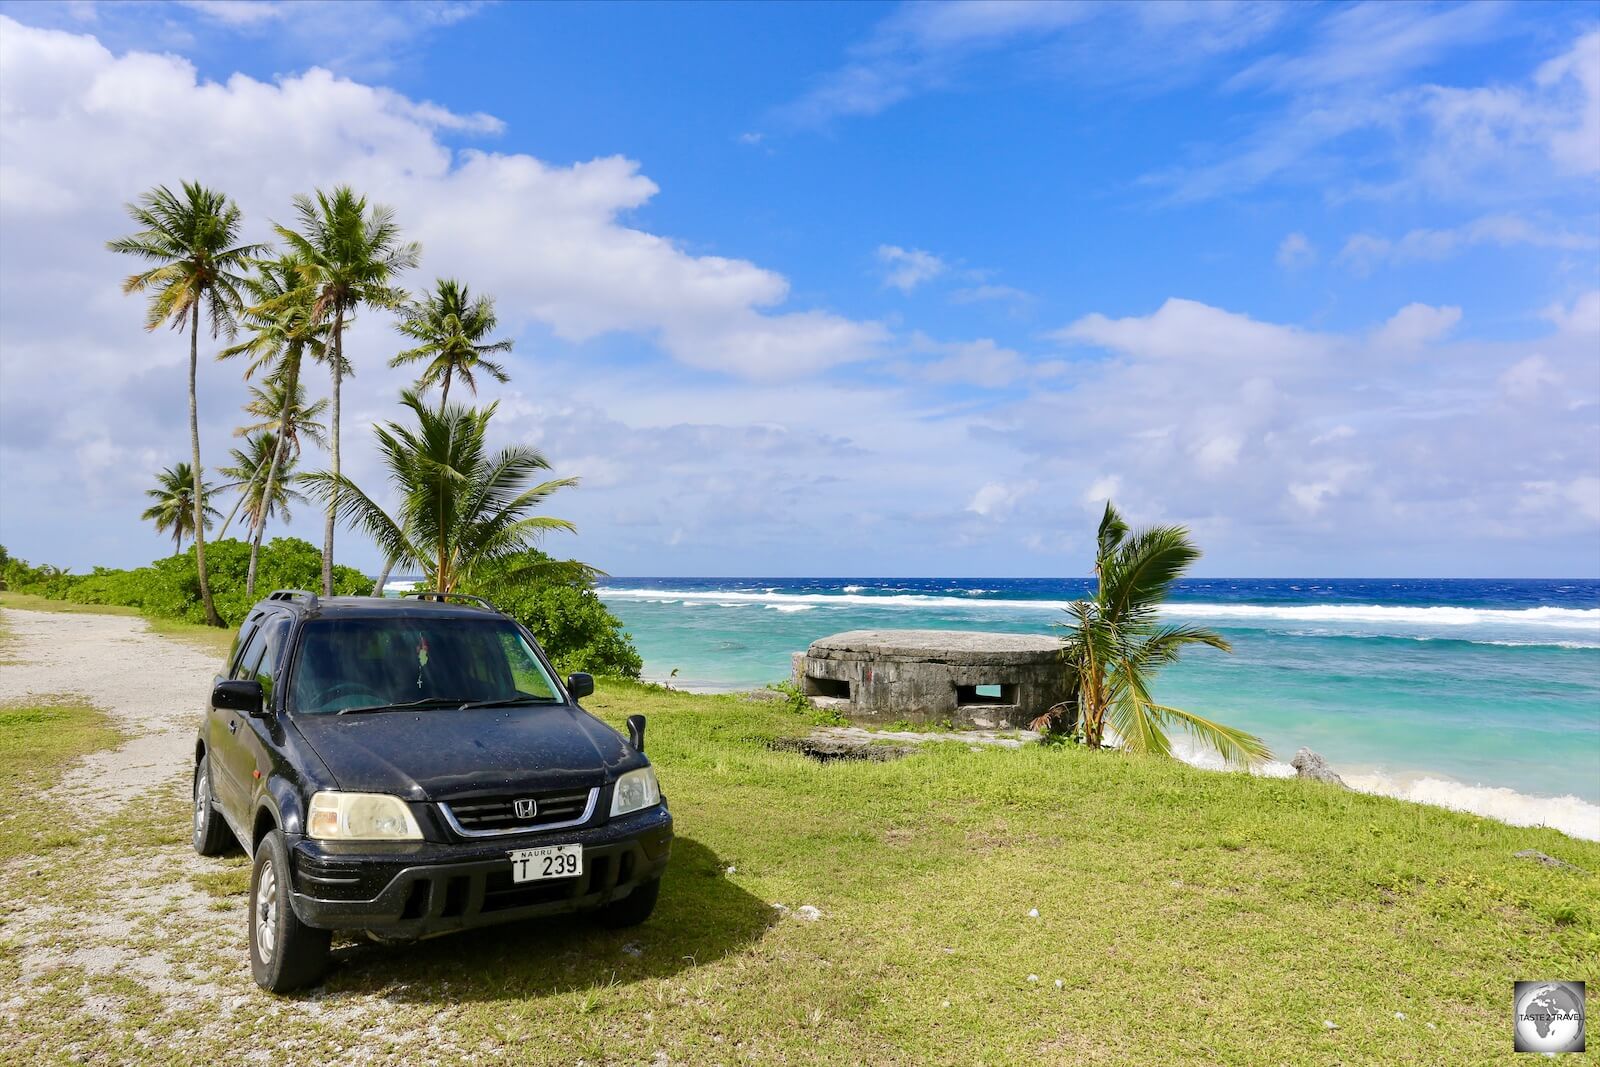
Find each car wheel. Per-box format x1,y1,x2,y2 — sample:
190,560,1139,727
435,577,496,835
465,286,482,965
192,755,235,857
595,877,661,928
249,828,331,993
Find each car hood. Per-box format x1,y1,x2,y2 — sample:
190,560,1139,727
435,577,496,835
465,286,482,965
290,705,634,800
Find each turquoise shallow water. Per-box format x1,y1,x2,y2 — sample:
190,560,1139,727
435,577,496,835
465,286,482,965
589,578,1600,834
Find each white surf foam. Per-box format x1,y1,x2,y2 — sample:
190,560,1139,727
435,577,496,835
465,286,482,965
599,587,1600,636
1164,736,1600,841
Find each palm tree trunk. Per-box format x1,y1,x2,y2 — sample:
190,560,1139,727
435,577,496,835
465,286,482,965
321,307,344,597
217,489,247,541
188,303,223,627
247,378,295,598
370,555,396,598
439,365,452,412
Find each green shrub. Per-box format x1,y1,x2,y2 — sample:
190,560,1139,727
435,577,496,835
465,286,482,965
5,539,368,626
466,550,642,679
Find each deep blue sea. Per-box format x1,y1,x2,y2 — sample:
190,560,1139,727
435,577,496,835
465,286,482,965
590,577,1600,839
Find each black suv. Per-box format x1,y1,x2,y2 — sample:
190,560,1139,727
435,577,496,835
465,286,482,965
193,589,672,993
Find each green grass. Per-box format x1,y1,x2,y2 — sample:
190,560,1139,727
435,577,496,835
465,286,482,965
0,590,235,658
315,682,1596,1063
0,702,122,863
2,669,1596,1063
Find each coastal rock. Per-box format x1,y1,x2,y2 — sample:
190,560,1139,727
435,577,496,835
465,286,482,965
1291,747,1347,788
1514,849,1589,874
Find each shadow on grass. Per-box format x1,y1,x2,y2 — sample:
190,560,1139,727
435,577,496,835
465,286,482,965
320,836,774,1002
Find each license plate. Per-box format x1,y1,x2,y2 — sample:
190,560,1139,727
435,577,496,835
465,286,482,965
508,844,583,883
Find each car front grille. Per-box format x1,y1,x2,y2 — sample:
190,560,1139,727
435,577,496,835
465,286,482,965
439,787,598,837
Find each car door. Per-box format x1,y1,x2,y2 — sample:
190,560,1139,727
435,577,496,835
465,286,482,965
212,614,269,819
236,614,291,811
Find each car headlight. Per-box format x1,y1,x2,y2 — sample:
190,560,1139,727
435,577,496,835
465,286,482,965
308,791,422,840
610,766,660,817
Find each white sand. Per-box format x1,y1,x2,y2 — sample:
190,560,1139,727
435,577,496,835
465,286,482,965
0,607,223,818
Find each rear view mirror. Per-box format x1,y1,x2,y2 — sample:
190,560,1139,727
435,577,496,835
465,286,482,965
212,679,264,717
626,714,647,754
566,672,595,700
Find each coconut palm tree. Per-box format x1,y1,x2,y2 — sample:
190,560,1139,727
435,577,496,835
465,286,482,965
142,462,220,556
272,187,419,595
109,182,261,626
217,256,334,578
216,376,329,540
390,279,513,410
219,428,313,596
305,390,576,594
220,431,305,533
1031,502,1270,767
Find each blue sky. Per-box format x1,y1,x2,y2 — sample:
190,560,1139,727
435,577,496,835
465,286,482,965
0,1,1596,577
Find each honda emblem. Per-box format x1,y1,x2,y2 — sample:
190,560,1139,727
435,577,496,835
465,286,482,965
513,798,538,819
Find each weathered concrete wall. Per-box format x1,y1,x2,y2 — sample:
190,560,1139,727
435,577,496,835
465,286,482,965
793,629,1074,729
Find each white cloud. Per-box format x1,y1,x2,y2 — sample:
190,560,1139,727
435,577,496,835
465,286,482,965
781,1,1278,126
1276,231,1316,269
1373,303,1461,352
1498,355,1561,403
950,282,1031,306
0,18,883,382
876,244,946,293
1082,475,1121,507
1154,26,1600,203
967,480,1036,519
896,335,1036,388
1337,214,1598,274
1053,297,1331,365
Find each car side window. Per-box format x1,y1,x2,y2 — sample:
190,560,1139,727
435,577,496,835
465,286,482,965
230,620,270,682
227,621,260,677
253,617,291,703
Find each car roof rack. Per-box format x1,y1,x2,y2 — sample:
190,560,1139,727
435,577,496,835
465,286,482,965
266,588,318,606
399,590,499,612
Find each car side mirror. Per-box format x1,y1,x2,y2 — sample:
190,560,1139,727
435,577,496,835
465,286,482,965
566,672,595,700
212,679,265,717
626,714,646,754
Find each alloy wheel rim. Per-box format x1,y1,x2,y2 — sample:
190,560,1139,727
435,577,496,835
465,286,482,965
193,774,207,840
255,860,278,963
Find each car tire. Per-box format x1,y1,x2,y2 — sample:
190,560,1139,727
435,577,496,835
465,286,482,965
192,756,235,857
249,828,331,994
595,876,660,928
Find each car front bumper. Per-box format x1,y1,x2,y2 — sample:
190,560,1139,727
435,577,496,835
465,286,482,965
285,805,672,937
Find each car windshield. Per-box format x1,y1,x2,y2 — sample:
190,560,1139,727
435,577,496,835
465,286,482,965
288,616,563,716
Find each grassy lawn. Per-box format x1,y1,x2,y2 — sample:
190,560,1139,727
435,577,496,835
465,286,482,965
0,702,122,863
2,669,1595,1063
0,590,234,657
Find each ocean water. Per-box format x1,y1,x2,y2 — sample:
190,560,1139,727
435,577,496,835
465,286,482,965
594,578,1600,840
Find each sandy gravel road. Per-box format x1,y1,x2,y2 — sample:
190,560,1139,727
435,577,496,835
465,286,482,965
0,607,224,818
0,607,485,1063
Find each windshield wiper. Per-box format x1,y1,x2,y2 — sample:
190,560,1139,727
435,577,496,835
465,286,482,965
334,694,558,715
335,697,473,716
457,695,560,710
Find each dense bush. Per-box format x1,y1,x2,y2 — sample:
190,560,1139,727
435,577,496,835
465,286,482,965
2,538,368,626
466,550,642,679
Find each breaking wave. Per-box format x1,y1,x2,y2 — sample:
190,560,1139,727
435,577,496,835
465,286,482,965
598,587,1600,639
1167,738,1600,841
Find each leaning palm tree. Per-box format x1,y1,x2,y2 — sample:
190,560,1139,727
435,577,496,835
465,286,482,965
142,462,220,556
218,256,335,584
305,390,577,594
1031,502,1270,767
109,182,261,625
217,376,329,539
390,279,513,410
219,431,308,595
273,187,419,595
